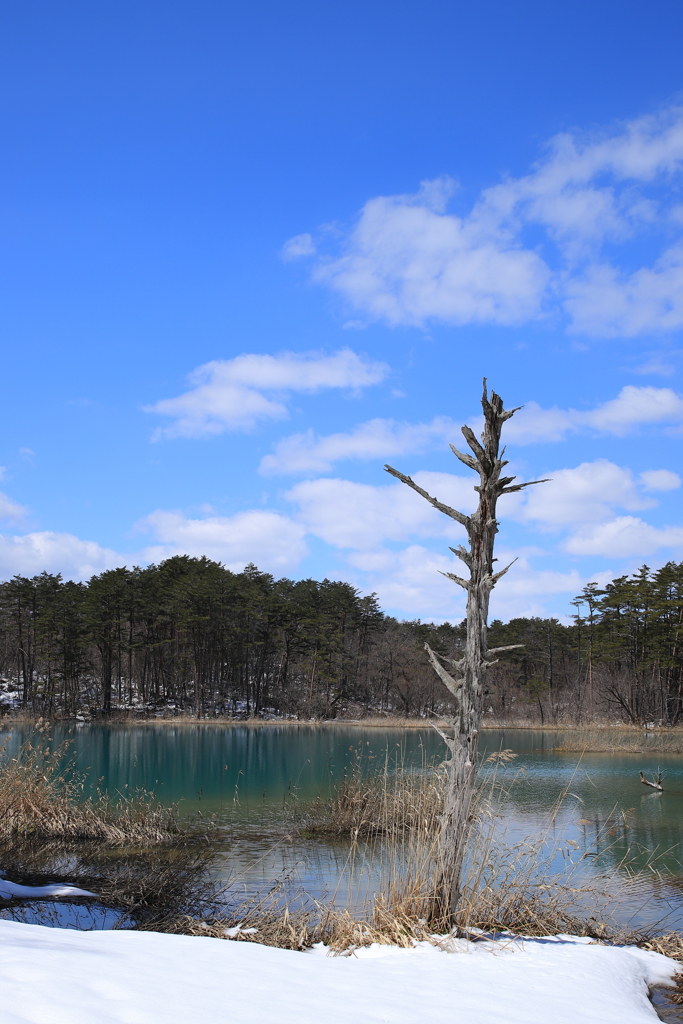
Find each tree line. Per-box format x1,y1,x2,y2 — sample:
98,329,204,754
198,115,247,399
0,555,681,723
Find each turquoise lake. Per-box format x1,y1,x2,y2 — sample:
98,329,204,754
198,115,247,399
2,723,683,931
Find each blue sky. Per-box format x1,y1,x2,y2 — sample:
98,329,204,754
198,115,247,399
2,0,683,622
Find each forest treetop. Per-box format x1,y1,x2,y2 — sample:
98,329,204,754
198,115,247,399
0,556,681,724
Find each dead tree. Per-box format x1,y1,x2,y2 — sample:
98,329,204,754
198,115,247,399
385,380,548,919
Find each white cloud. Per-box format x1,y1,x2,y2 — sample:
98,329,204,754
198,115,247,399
579,385,683,433
260,384,683,477
342,544,585,622
487,556,586,622
563,517,683,558
631,356,676,377
312,179,550,327
0,492,28,523
640,469,681,491
286,458,683,575
282,458,653,618
260,417,457,475
346,545,467,621
147,349,389,439
293,106,683,337
477,110,683,255
287,472,475,550
505,458,683,560
281,233,316,260
505,386,683,444
500,404,575,445
518,459,654,528
139,509,307,574
564,252,683,337
0,532,124,581
0,506,309,583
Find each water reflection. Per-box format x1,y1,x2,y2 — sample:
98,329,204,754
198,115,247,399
1,723,682,930
0,900,123,930
0,722,444,817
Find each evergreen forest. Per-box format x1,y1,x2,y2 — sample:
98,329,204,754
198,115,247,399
0,556,682,724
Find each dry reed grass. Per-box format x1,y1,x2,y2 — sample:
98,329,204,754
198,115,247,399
141,900,435,951
5,723,683,966
554,726,683,754
150,749,663,952
455,777,630,939
641,932,683,965
90,715,444,729
0,838,219,924
0,722,182,845
0,723,223,924
298,747,445,839
363,749,644,940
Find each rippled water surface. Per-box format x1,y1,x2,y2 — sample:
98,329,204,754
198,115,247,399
2,723,683,930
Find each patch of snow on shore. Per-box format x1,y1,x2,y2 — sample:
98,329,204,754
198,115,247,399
0,920,676,1024
0,880,96,900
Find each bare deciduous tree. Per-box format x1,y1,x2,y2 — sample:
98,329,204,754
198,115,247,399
385,380,548,918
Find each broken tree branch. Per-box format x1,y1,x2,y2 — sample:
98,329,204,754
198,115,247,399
431,723,455,755
449,545,472,568
384,465,471,528
500,478,551,495
484,558,518,589
639,770,664,792
425,643,464,700
439,571,471,590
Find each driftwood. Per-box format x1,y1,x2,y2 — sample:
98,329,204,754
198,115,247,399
639,770,664,792
385,380,548,919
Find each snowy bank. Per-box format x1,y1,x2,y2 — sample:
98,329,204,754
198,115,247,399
0,879,96,900
0,920,677,1024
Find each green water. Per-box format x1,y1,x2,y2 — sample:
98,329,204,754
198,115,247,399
2,723,683,930
0,722,444,814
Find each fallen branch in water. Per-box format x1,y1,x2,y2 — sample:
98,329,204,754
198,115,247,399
639,769,664,791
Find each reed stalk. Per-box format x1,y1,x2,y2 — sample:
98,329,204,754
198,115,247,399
554,726,683,754
0,722,181,845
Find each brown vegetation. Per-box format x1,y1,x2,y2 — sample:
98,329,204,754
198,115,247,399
3,725,683,976
298,750,445,839
151,749,660,952
0,724,222,926
0,723,181,845
553,725,683,753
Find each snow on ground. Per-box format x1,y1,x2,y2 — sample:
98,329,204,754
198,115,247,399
0,880,96,900
0,921,677,1024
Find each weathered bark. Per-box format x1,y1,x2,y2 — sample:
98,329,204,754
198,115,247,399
385,380,548,920
639,769,664,791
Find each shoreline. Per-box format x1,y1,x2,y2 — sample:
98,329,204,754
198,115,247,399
5,715,683,753
2,714,682,732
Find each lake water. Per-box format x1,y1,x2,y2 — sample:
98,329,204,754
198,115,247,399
2,723,683,931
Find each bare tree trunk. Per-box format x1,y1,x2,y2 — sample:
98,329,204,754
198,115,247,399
385,380,547,921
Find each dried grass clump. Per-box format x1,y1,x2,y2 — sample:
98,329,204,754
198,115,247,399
298,750,446,839
554,726,683,754
294,748,670,945
0,838,221,930
0,724,180,846
640,933,683,968
640,934,683,1015
140,894,433,952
